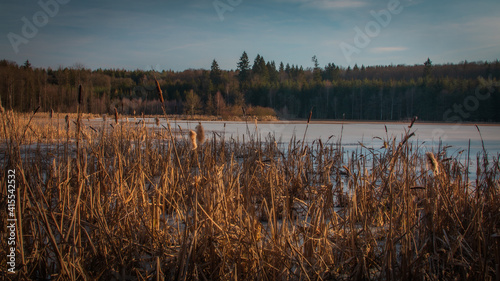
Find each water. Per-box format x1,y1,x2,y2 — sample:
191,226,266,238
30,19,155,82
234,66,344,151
160,119,500,158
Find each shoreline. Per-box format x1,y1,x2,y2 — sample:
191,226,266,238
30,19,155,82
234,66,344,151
15,111,500,126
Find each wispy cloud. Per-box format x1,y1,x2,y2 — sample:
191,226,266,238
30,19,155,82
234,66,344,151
302,0,368,9
371,47,408,53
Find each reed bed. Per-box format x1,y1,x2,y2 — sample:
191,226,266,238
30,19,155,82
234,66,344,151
1,109,499,280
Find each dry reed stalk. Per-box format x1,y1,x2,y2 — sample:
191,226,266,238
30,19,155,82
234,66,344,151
2,112,499,280
301,107,313,153
78,84,83,105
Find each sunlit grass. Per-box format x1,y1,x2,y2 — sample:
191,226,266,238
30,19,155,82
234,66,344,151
1,110,499,280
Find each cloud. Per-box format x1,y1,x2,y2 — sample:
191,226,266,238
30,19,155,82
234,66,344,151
370,47,408,53
302,0,368,9
271,0,368,9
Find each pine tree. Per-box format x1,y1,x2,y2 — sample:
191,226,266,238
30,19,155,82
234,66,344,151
312,55,321,82
210,59,222,89
237,51,251,89
423,58,433,78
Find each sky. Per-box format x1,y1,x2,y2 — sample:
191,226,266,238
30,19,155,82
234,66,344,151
1,0,499,71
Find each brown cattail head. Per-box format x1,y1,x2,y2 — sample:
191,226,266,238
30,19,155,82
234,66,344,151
78,85,83,105
426,152,439,175
50,108,54,119
195,122,205,145
189,130,198,150
65,115,69,130
409,116,418,128
154,78,164,104
114,108,118,124
155,117,160,127
307,109,313,124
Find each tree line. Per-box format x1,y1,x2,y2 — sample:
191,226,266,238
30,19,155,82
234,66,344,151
1,54,499,121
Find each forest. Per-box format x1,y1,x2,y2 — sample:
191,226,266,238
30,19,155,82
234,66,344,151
1,53,499,121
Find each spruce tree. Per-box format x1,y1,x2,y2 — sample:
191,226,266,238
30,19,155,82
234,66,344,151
237,51,251,89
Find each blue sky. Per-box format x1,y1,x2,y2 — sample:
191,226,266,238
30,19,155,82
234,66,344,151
1,0,499,71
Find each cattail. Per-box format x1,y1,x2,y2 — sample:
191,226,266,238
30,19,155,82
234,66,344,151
0,100,4,114
409,116,418,128
50,108,54,119
307,109,313,124
51,158,57,178
78,85,83,105
155,117,160,127
65,115,69,131
196,122,205,145
426,152,439,175
189,130,197,150
154,78,164,104
114,108,118,124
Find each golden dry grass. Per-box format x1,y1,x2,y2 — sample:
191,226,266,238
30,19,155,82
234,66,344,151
0,110,499,280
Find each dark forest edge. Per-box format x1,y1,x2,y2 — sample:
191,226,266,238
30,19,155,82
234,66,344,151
1,54,499,122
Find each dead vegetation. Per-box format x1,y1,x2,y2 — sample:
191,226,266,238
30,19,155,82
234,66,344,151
0,109,499,280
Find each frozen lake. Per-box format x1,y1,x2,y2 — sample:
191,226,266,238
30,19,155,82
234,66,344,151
160,119,500,158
